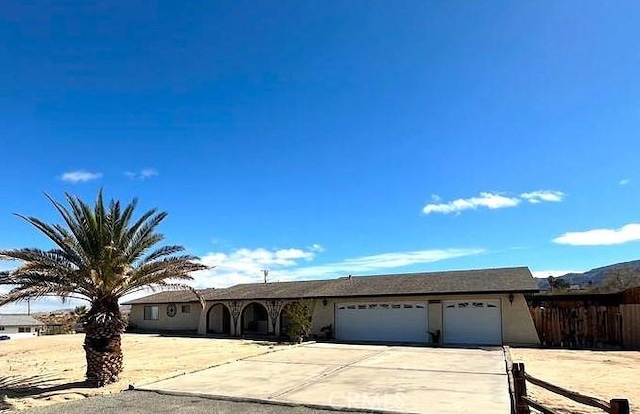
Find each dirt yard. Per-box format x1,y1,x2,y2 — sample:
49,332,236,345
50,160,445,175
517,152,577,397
0,333,282,412
510,348,639,414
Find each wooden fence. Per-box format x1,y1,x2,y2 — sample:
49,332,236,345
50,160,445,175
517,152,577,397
505,353,630,414
621,304,640,348
529,305,622,348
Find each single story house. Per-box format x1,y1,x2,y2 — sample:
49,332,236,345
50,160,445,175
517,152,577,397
126,266,541,346
0,314,45,339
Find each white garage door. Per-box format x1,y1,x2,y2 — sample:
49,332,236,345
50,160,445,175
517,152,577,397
443,300,502,345
335,302,428,342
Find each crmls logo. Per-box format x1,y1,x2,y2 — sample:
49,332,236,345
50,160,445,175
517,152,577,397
328,391,405,411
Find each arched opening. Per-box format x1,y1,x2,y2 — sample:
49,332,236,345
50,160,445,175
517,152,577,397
207,303,231,335
279,303,293,338
241,302,269,336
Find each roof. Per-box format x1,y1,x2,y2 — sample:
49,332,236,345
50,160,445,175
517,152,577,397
0,314,45,326
124,289,203,305
125,267,538,305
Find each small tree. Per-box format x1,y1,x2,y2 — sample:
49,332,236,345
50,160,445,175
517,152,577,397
283,300,314,343
547,276,569,291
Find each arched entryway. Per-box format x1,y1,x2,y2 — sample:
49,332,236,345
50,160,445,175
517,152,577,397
279,303,293,337
241,302,269,335
207,303,231,335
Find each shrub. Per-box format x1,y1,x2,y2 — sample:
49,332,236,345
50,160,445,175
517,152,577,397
283,300,314,343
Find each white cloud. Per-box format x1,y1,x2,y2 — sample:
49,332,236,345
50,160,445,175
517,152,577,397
531,270,582,279
193,246,320,288
520,190,565,204
140,168,158,178
553,223,640,246
60,170,103,183
285,248,484,280
2,245,483,310
423,192,520,215
125,168,158,180
423,189,565,215
620,179,630,186
192,246,484,289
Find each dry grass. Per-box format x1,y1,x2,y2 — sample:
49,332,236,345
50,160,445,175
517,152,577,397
510,348,640,414
0,333,281,411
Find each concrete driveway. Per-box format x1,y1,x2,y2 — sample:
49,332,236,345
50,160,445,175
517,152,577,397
139,343,510,414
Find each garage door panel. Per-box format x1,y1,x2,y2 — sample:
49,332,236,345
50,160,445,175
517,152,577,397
336,303,427,343
443,300,501,345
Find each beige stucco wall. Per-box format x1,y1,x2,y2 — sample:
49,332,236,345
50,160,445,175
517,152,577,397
500,293,540,345
129,302,201,331
315,293,540,346
428,301,443,341
134,293,540,346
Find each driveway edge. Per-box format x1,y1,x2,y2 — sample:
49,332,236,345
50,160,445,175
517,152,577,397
129,340,316,390
503,346,516,414
130,388,410,414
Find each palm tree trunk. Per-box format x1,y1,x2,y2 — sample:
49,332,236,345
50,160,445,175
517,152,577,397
83,303,126,387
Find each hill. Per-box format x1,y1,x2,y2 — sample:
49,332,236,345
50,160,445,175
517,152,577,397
33,310,80,334
536,259,640,291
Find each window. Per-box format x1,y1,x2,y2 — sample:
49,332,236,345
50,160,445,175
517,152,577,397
18,327,31,333
357,304,366,309
0,326,4,331
403,304,413,308
391,304,401,309
144,306,159,320
473,302,484,308
458,302,469,308
181,305,191,314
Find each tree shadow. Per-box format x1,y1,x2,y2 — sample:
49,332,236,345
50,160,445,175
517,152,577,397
0,374,93,411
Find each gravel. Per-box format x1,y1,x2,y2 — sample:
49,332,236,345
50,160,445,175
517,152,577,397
24,390,373,414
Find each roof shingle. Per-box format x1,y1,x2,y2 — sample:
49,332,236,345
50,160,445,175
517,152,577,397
0,314,45,326
124,267,537,305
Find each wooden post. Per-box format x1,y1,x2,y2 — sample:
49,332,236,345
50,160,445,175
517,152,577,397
610,399,630,414
513,362,530,414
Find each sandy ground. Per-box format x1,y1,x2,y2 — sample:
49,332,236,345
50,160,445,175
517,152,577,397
4,338,638,414
510,348,639,414
0,334,281,412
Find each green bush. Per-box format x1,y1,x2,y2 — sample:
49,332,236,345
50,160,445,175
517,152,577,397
283,300,314,343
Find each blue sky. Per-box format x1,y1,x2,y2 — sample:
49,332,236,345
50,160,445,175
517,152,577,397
2,1,640,312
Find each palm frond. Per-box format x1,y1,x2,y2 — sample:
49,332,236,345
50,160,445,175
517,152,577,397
1,191,209,310
140,245,185,264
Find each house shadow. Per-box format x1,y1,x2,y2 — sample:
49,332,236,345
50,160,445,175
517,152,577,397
0,374,93,411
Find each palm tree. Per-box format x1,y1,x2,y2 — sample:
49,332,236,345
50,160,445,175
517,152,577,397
0,191,207,386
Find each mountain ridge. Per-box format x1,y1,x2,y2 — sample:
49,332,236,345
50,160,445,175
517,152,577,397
537,259,640,290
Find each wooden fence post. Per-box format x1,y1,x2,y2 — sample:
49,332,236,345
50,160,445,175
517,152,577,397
610,399,630,414
513,362,530,414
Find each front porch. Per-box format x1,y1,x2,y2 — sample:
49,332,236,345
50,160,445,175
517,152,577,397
199,299,301,338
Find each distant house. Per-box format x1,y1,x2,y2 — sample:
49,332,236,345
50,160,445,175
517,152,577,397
125,267,541,346
0,314,45,339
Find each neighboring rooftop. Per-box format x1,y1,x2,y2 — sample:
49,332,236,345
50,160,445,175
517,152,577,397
0,314,45,326
125,266,538,305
